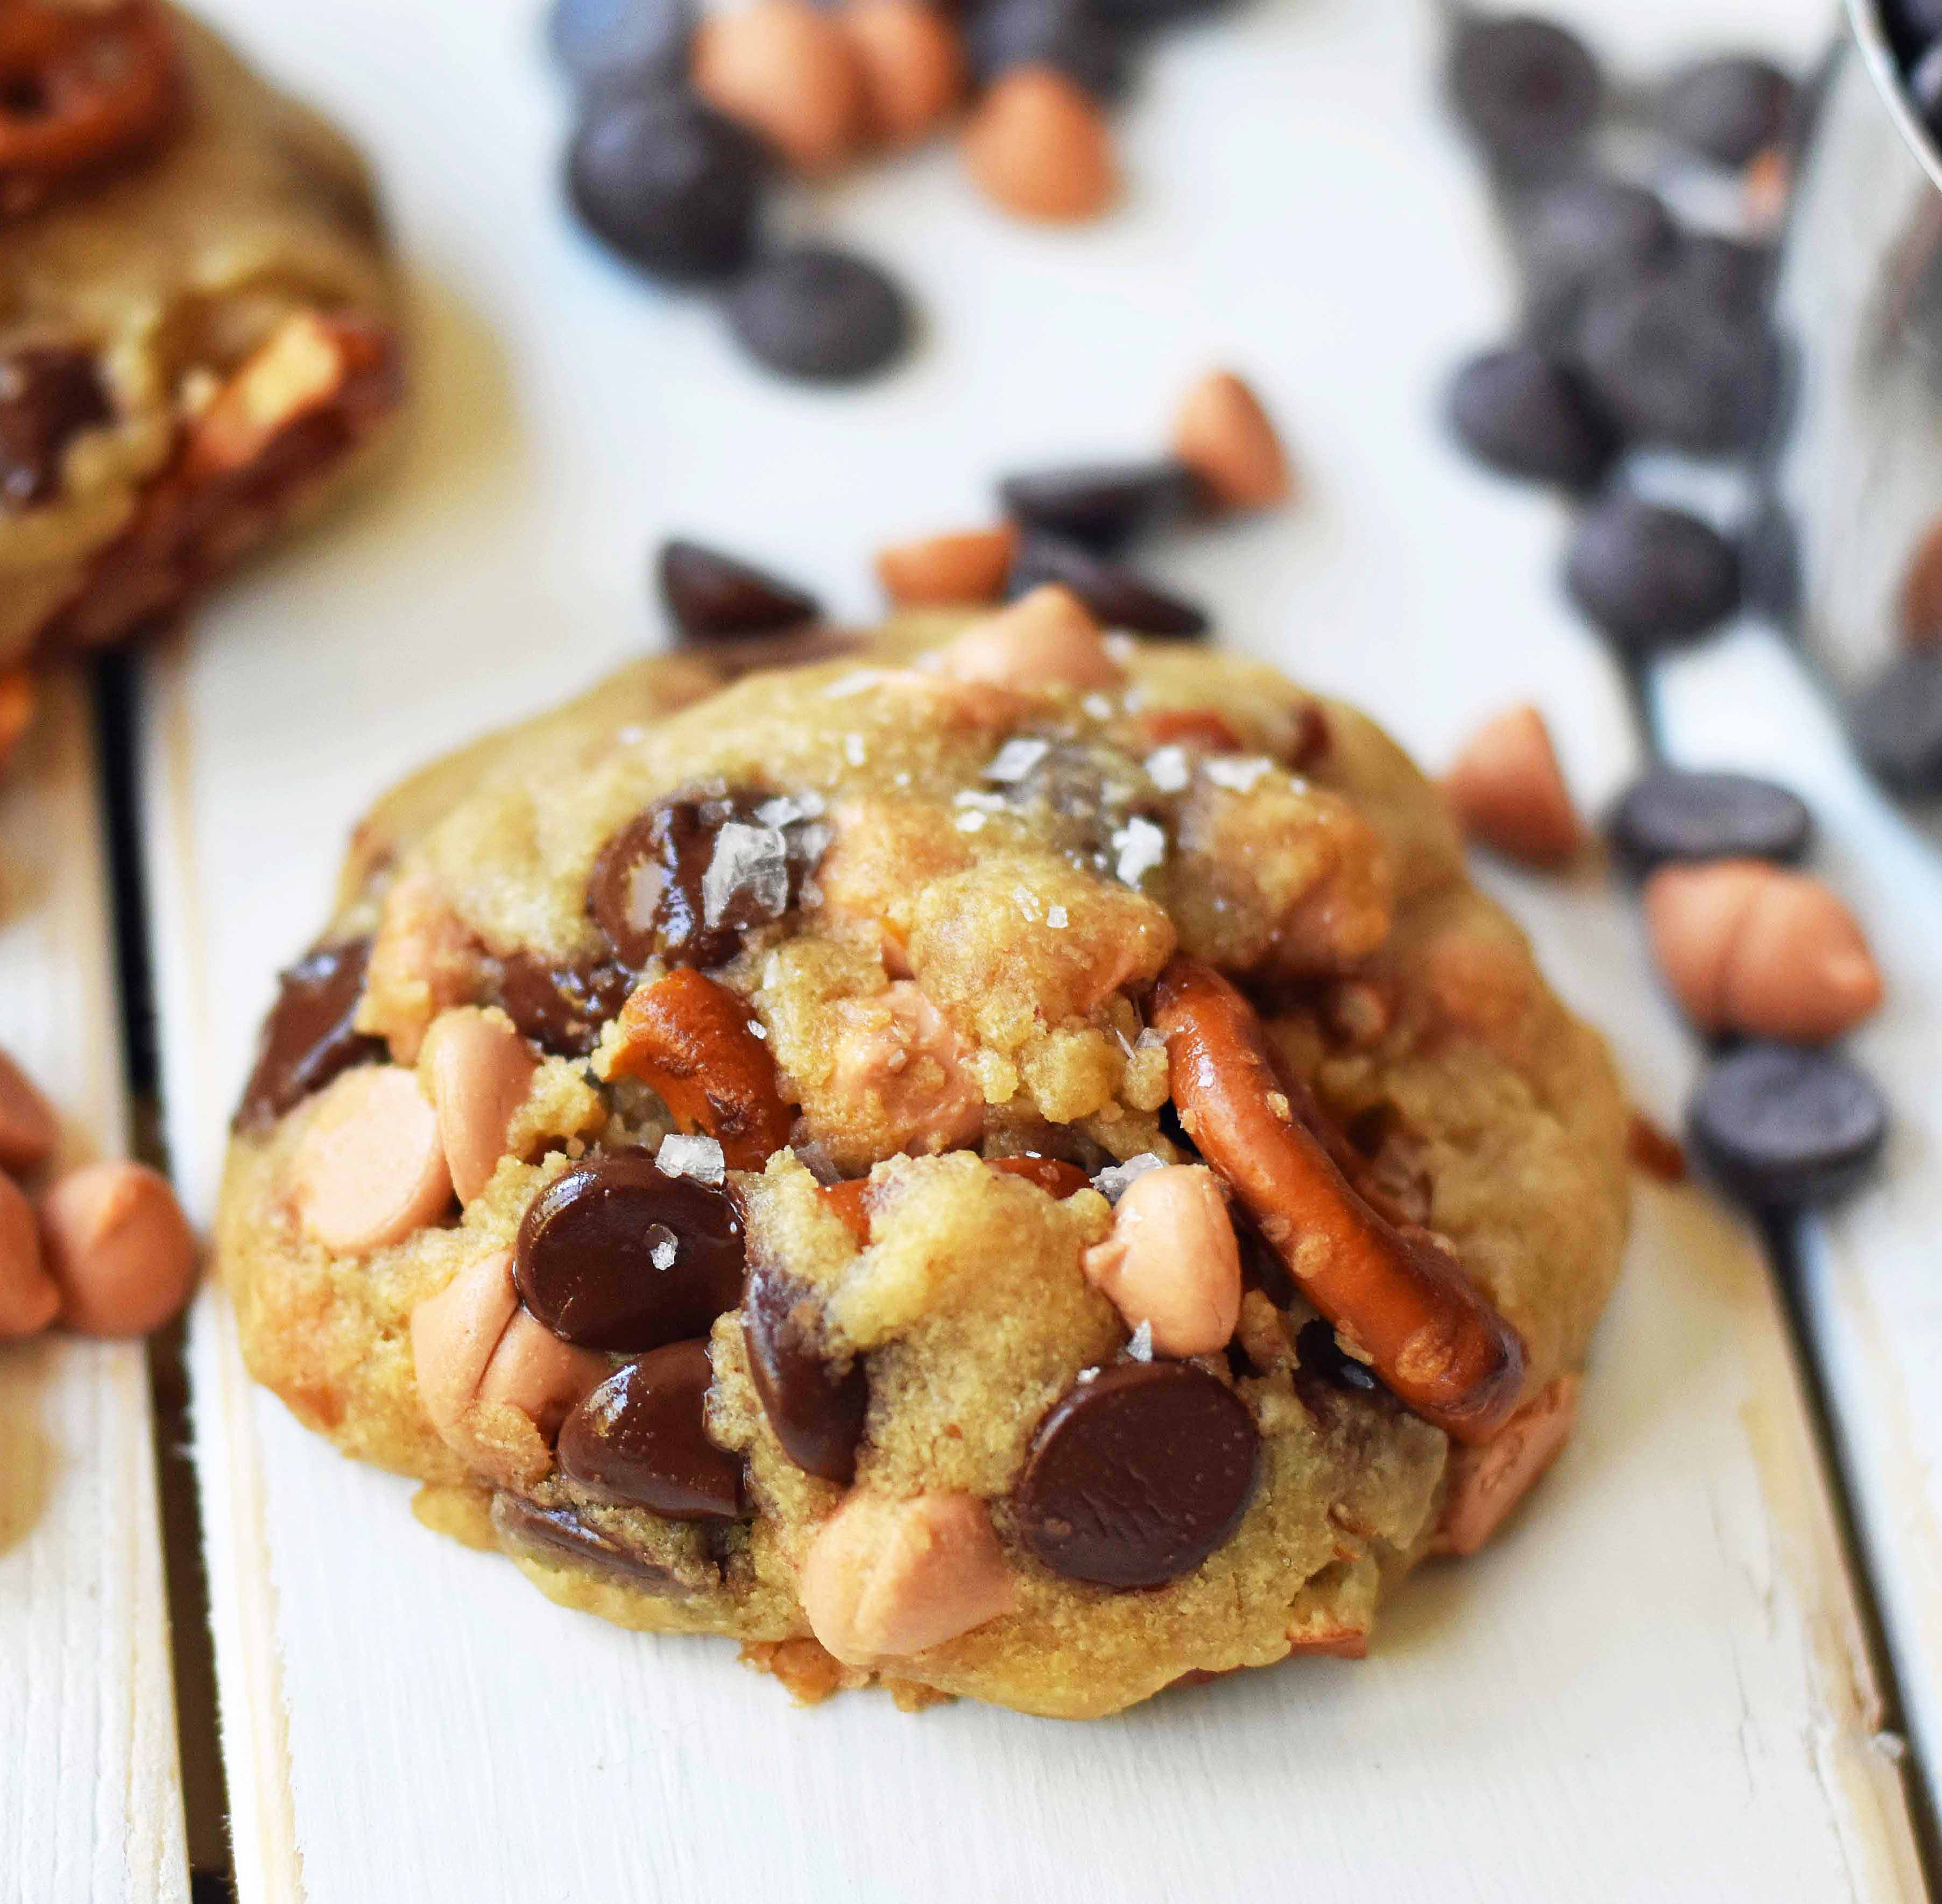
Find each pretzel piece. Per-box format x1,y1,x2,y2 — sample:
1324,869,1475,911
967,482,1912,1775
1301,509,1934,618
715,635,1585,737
1154,957,1525,1444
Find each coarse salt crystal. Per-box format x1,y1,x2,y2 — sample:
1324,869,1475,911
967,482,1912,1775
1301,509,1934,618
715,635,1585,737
702,822,790,929
1126,1320,1154,1362
1112,815,1167,886
1047,904,1069,929
1145,745,1191,793
824,669,882,698
754,791,824,827
1082,693,1115,721
956,810,987,833
646,1223,679,1271
984,736,1051,783
657,1134,726,1184
955,789,1006,811
1092,1153,1166,1203
1104,634,1135,662
843,734,867,767
1204,755,1274,793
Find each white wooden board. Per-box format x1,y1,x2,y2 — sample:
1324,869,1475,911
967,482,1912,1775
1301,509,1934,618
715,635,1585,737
0,670,189,1904
140,0,1932,1897
1654,621,1942,1848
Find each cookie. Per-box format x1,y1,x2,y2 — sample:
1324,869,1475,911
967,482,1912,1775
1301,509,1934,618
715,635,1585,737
217,601,1629,1719
0,3,401,668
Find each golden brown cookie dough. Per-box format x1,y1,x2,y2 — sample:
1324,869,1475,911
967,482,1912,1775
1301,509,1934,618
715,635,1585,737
216,606,1629,1719
0,2,401,667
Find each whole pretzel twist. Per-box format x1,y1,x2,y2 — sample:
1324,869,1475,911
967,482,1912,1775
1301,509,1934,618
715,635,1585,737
1154,957,1526,1445
0,0,181,212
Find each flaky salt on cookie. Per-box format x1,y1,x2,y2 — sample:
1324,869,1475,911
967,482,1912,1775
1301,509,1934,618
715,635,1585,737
0,1,402,673
216,597,1629,1719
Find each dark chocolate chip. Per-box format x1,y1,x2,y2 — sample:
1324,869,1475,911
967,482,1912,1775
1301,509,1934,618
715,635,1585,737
1515,176,1677,306
1608,767,1812,874
726,245,914,386
1688,1043,1888,1209
1446,15,1602,172
1009,535,1208,639
1013,1360,1260,1589
1911,39,1942,125
588,784,824,969
0,345,112,512
1290,1316,1393,1419
1852,648,1942,796
998,458,1198,554
567,89,766,285
966,0,1135,103
1657,56,1797,167
514,1149,746,1353
1740,494,1800,625
488,952,634,1058
559,1339,745,1519
1446,345,1617,491
1578,254,1781,455
233,939,384,1130
490,1492,690,1591
549,0,692,91
1564,494,1741,653
741,1259,868,1483
1889,0,1942,46
658,539,820,642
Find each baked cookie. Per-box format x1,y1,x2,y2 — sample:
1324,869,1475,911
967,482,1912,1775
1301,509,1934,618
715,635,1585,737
0,1,400,669
218,592,1629,1719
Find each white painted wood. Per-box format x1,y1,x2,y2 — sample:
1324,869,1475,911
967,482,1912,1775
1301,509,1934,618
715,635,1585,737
1654,619,1942,1841
0,669,189,1904
140,0,1929,1897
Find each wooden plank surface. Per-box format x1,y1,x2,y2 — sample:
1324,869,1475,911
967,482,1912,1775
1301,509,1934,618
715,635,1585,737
139,0,1930,1898
0,669,189,1904
1654,622,1942,1839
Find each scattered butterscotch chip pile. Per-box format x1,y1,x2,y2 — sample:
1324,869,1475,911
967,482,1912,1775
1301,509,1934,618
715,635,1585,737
0,1046,199,1343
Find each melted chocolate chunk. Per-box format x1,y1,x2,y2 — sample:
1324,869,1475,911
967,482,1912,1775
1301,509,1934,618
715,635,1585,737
0,345,112,511
658,539,820,641
1008,535,1210,639
998,458,1198,555
233,939,384,1130
1290,1317,1395,1419
1014,1361,1260,1589
490,1493,688,1592
741,1258,867,1484
489,951,633,1057
559,1339,744,1520
587,785,826,970
514,1149,746,1352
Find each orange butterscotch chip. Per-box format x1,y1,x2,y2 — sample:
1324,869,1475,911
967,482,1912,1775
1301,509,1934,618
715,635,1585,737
694,0,868,176
838,0,964,148
1171,371,1294,512
874,525,1017,607
1443,704,1584,869
961,66,1115,223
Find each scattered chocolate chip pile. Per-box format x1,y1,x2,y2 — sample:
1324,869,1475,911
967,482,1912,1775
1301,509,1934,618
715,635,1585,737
1879,0,1942,141
654,364,1289,640
552,0,1245,385
0,1043,200,1343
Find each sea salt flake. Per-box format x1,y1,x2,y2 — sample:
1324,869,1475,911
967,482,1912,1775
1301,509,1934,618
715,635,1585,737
984,737,1051,784
1204,755,1274,794
956,810,987,833
1082,693,1115,721
824,669,883,699
1104,634,1135,662
657,1134,726,1185
646,1224,679,1271
1047,904,1069,929
843,734,867,767
702,822,789,929
1112,815,1167,886
1075,1366,1100,1385
1126,1320,1154,1363
1145,745,1191,793
754,791,824,827
1092,1152,1166,1204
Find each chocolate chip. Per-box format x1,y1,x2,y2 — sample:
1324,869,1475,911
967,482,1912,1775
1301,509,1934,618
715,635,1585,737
1740,494,1800,625
1446,16,1602,172
588,784,824,969
1009,535,1207,639
549,0,692,91
1852,648,1942,796
1578,256,1781,455
233,939,384,1130
726,246,914,386
741,1259,868,1483
514,1150,746,1352
567,89,766,285
559,1339,744,1519
1689,1044,1888,1208
488,952,633,1057
1657,56,1796,167
966,0,1135,103
1890,0,1942,46
1446,346,1616,491
658,539,820,642
1290,1316,1393,1420
1013,1361,1260,1588
1609,767,1812,874
1515,177,1676,313
1564,494,1741,653
1912,39,1942,124
0,345,112,511
998,459,1198,554
490,1492,690,1591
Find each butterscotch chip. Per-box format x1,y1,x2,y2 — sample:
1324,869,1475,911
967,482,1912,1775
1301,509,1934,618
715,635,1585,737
1443,704,1584,868
0,1172,58,1341
1172,371,1294,512
961,66,1116,223
1901,514,1942,650
839,0,964,147
0,671,36,775
0,1047,58,1176
41,1161,199,1338
694,0,870,177
875,525,1018,607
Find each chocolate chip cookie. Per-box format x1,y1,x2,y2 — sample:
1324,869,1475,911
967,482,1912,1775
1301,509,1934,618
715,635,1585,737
216,596,1629,1718
0,2,401,668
